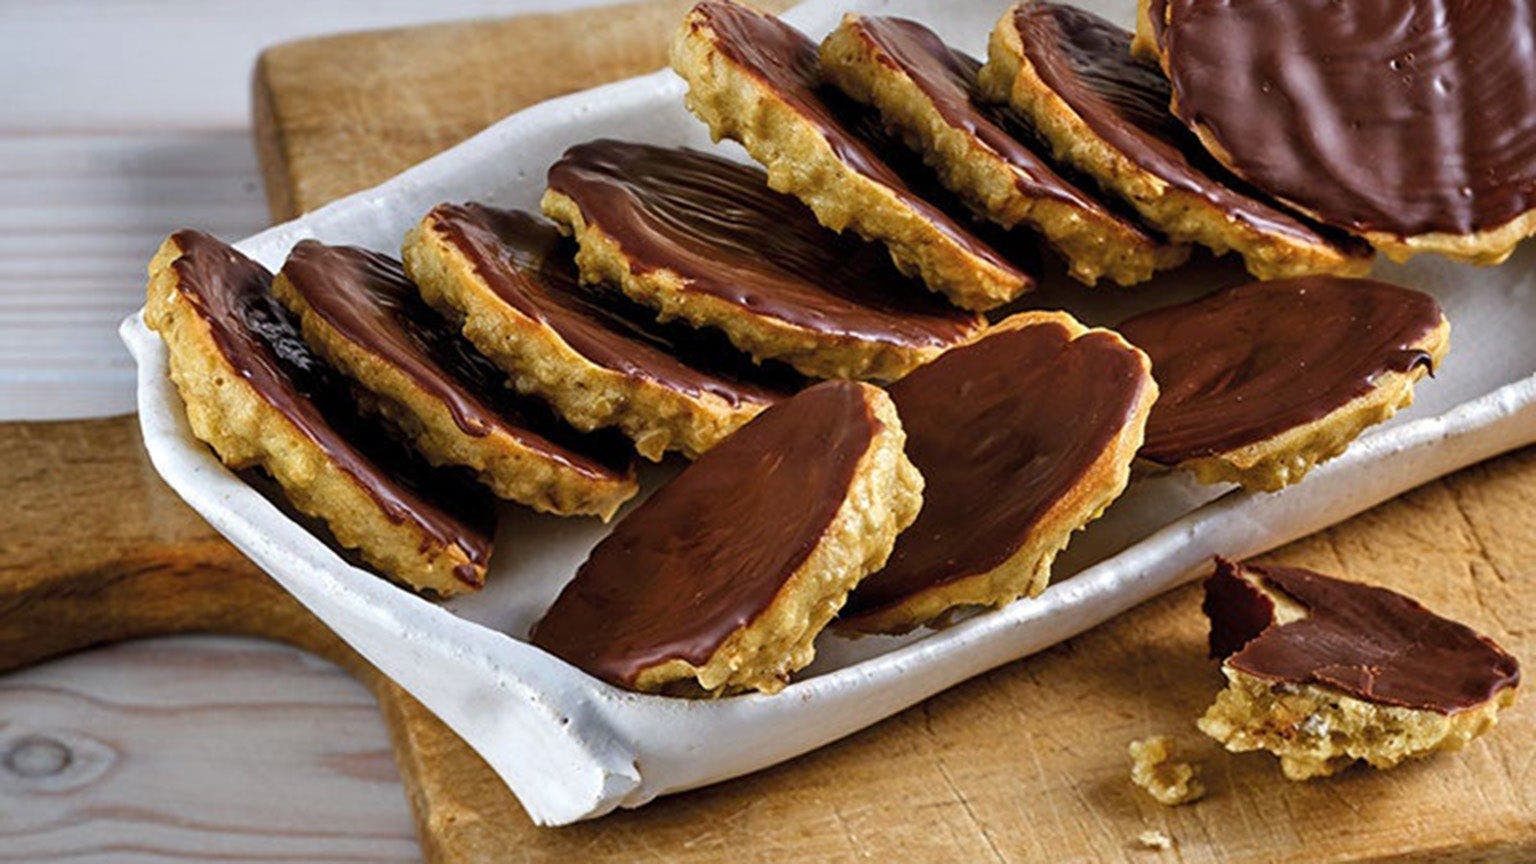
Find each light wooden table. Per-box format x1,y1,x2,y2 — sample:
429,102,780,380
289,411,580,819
0,4,606,862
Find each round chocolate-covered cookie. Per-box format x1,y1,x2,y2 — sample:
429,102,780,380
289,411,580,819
145,230,496,595
1116,276,1448,491
542,139,983,381
274,240,638,520
839,312,1157,634
403,203,801,461
1160,0,1536,264
819,14,1188,287
531,380,923,696
671,1,1034,311
979,1,1372,280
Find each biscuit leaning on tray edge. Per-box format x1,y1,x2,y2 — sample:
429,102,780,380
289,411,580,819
145,230,497,595
1119,277,1449,492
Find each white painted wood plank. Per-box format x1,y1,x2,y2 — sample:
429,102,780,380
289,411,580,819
3,0,621,131
0,0,633,422
0,131,269,420
0,637,420,864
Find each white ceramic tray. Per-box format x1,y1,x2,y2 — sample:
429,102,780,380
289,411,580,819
121,0,1536,826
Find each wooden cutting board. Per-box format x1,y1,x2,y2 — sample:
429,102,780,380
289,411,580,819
2,2,1530,862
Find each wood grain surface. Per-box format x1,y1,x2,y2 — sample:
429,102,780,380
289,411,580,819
1,1,1530,862
0,416,416,863
1,639,417,864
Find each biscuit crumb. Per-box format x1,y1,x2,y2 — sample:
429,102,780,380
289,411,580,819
1136,829,1174,850
1129,736,1205,806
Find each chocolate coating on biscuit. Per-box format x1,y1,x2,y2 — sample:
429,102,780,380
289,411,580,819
690,1,1025,279
531,381,880,688
842,321,1149,620
429,203,801,406
281,240,633,480
547,139,981,347
168,230,494,585
1163,0,1536,238
847,16,1123,220
1116,276,1441,465
1143,0,1167,48
1014,1,1364,252
1204,558,1521,713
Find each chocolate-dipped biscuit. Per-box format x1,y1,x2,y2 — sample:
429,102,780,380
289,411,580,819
542,139,983,381
402,203,803,461
978,1,1372,281
1159,0,1536,265
272,240,638,520
820,14,1188,287
671,1,1034,311
1116,276,1448,492
1199,558,1521,779
839,312,1156,634
144,230,496,595
531,380,923,696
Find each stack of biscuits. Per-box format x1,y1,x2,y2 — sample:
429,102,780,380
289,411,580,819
149,1,1532,705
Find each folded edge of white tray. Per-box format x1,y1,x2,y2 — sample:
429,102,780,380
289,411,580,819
126,304,1536,824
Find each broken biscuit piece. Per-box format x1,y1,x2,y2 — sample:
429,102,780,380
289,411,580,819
819,13,1187,287
671,1,1032,311
1129,736,1204,806
542,139,983,381
839,312,1156,634
978,1,1372,280
402,203,801,461
1198,558,1521,780
273,239,638,520
146,230,495,595
531,381,922,696
1116,276,1448,492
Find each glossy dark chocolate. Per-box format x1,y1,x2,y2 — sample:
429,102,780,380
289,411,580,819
168,230,494,585
1163,0,1536,238
1204,558,1521,713
429,203,801,406
1116,276,1441,465
691,1,1026,279
281,240,633,480
547,139,981,346
530,381,879,688
842,321,1149,620
1141,0,1167,49
1014,1,1365,252
849,16,1124,217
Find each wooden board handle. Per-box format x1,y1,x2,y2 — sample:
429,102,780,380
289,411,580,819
0,415,365,677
